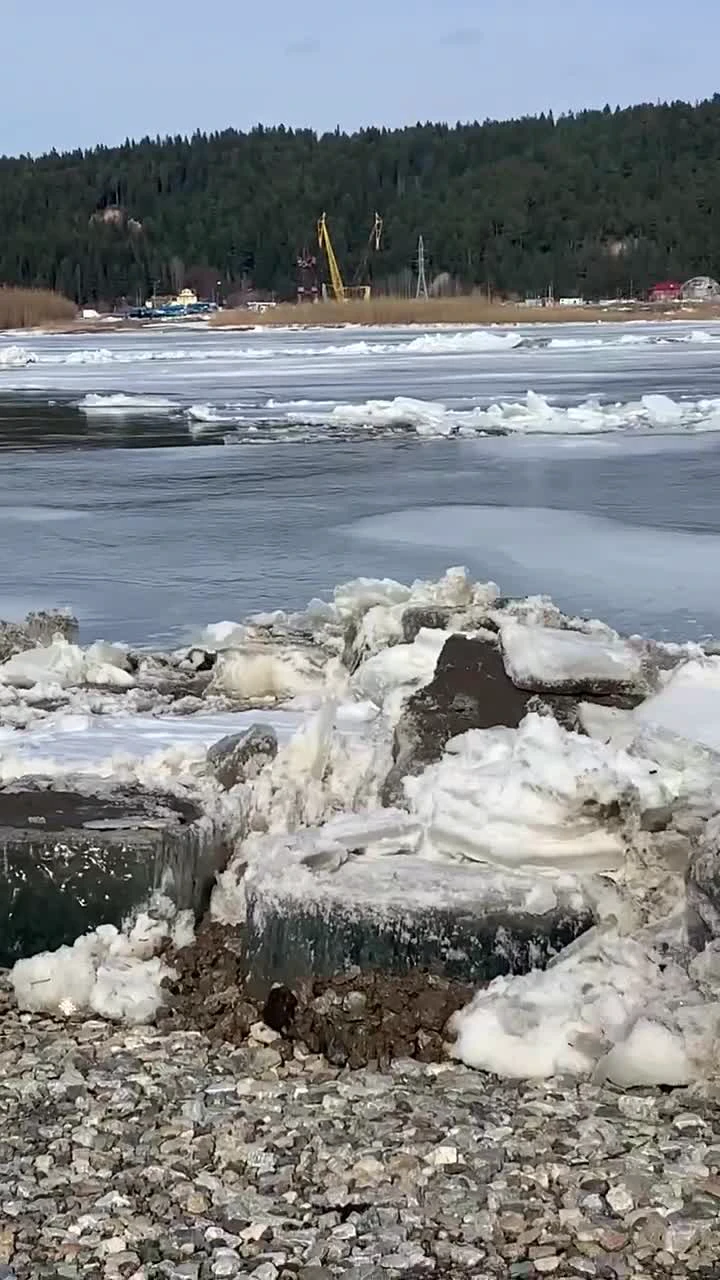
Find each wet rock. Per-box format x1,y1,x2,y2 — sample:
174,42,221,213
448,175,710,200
207,724,278,790
262,984,299,1034
639,804,674,833
382,635,530,805
185,647,218,673
0,785,229,965
401,607,455,644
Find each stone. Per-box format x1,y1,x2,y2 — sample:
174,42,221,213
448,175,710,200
206,724,278,791
211,1249,243,1277
639,805,674,834
606,1185,635,1217
381,635,530,805
401,607,457,644
424,1146,458,1167
0,785,230,965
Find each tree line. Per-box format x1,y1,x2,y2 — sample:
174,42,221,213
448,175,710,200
2,96,720,306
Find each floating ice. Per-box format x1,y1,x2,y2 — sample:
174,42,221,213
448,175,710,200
402,330,524,354
77,393,179,414
285,389,720,438
0,344,36,367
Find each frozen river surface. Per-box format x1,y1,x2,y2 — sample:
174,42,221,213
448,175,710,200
1,319,720,643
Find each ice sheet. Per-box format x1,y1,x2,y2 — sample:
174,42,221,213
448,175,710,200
0,706,305,786
499,617,644,690
343,506,720,638
634,657,720,753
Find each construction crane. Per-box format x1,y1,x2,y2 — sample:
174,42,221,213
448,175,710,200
317,212,346,302
316,211,383,302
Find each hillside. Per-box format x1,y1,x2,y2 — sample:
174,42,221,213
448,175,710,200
2,97,720,305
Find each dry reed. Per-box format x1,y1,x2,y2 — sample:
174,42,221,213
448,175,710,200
0,287,77,329
211,295,720,329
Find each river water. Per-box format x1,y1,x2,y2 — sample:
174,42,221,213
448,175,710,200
1,320,720,644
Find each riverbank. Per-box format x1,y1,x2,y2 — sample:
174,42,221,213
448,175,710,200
21,297,720,336
3,567,720,1273
211,297,720,329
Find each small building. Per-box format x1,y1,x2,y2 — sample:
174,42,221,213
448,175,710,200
649,281,682,303
173,287,198,307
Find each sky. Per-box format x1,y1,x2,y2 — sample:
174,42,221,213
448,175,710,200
2,0,718,156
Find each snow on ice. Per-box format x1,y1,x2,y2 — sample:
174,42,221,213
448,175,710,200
6,564,720,1087
499,617,645,692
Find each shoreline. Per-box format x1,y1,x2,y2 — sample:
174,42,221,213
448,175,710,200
5,300,720,336
2,569,720,1079
211,299,720,330
2,570,720,1274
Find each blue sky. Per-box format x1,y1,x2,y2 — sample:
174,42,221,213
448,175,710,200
3,0,718,155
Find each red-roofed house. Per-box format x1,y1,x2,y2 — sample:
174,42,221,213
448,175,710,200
649,281,683,303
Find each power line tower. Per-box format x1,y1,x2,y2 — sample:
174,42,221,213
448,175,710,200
415,235,429,300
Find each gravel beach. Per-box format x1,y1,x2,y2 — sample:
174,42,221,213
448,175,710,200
3,973,720,1280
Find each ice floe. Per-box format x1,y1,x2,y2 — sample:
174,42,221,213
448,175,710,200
77,393,179,414
0,344,36,367
283,390,720,438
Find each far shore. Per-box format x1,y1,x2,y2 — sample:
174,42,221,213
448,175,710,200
211,297,720,330
10,297,720,336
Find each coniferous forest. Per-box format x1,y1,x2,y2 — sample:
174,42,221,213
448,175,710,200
2,96,720,306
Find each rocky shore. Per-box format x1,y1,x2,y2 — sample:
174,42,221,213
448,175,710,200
3,972,720,1280
4,571,720,1277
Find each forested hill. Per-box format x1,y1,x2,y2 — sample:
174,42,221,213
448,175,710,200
3,96,720,306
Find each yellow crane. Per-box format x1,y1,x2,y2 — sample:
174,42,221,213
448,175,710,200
317,212,346,302
317,211,383,302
